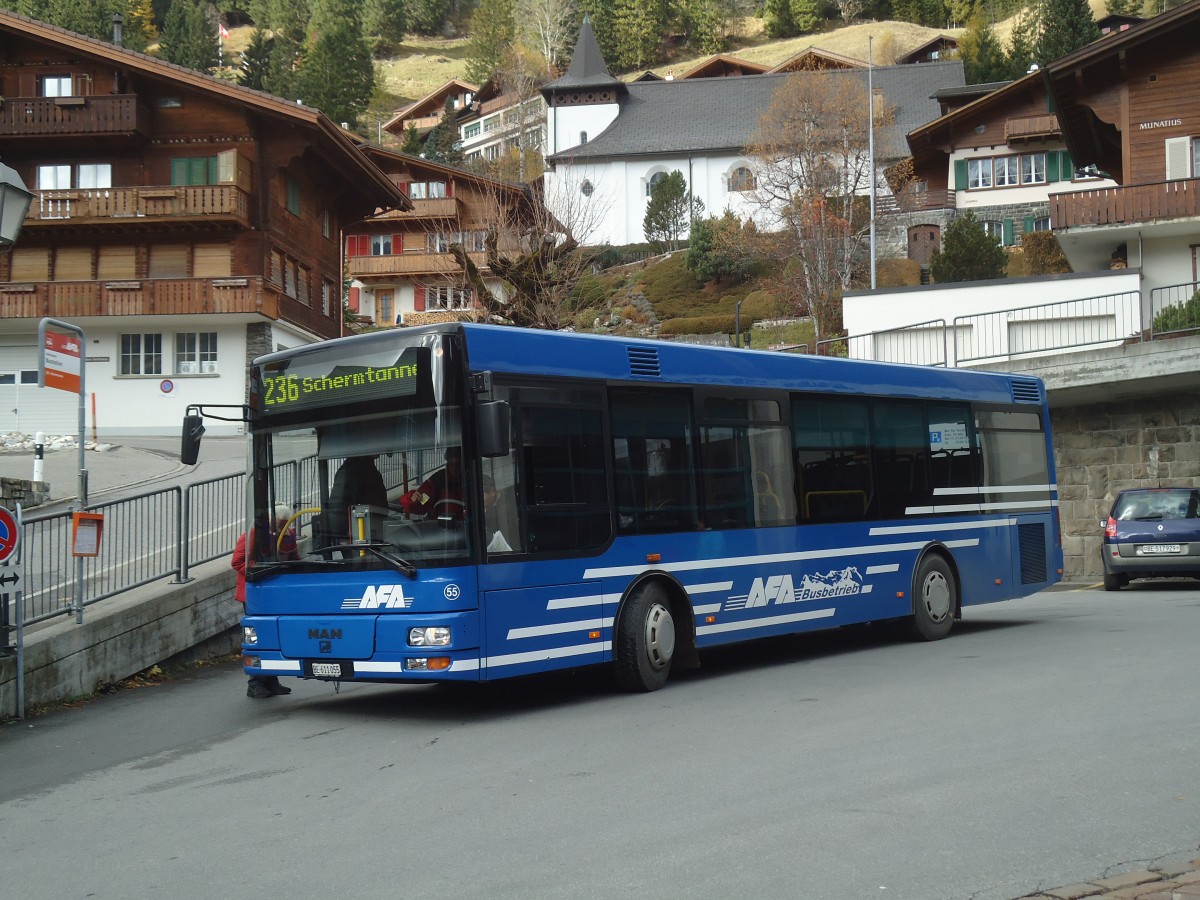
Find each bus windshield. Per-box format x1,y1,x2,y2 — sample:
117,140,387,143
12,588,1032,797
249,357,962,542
246,331,474,572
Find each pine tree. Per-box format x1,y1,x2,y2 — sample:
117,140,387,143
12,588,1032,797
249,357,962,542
297,0,374,126
423,98,463,163
238,26,273,90
611,0,667,70
159,0,220,73
764,0,796,37
1005,7,1038,79
959,9,1009,84
929,211,1008,283
644,170,704,251
1033,0,1100,65
464,0,517,85
363,0,407,48
401,124,424,155
408,0,451,35
790,0,821,32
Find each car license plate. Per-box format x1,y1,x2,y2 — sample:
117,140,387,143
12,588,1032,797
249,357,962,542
307,660,353,678
1139,544,1181,555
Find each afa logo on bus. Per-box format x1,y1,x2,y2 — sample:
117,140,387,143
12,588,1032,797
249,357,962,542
726,568,865,610
341,584,413,609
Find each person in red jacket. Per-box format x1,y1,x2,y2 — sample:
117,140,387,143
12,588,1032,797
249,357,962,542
398,446,465,519
233,503,298,699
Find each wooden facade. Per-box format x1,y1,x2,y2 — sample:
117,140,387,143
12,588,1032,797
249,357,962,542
345,149,533,327
0,10,407,343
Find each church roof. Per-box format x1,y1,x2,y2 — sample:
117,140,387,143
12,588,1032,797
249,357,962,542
547,60,965,163
542,15,623,93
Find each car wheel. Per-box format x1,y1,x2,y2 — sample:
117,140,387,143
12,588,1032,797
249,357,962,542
615,582,675,692
1102,572,1124,592
904,554,956,641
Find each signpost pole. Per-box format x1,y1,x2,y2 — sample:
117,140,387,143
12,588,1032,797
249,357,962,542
38,317,88,623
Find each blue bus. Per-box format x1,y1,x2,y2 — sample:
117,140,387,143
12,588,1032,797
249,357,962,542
182,323,1062,692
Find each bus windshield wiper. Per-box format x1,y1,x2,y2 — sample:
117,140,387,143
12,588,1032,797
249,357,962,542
319,541,417,578
246,561,292,582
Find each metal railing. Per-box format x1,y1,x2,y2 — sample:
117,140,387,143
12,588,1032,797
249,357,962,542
830,291,1155,368
1148,279,1200,340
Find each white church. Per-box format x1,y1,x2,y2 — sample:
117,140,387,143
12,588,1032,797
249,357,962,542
540,17,966,248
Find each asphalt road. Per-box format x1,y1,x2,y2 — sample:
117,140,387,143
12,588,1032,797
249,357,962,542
2,582,1198,900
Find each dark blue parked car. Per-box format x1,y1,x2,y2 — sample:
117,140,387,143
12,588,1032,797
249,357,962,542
1100,488,1200,591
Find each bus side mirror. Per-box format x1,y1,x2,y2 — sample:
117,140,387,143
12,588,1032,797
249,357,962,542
477,400,510,458
181,414,206,465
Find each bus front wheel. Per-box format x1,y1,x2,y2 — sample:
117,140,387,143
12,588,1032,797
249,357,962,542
906,554,956,641
615,582,676,692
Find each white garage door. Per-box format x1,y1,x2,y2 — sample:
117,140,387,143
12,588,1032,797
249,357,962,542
0,341,80,436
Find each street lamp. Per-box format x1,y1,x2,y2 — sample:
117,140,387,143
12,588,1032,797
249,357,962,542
0,160,33,250
735,299,744,348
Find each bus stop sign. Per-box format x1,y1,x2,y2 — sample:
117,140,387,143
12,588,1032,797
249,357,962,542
0,505,18,563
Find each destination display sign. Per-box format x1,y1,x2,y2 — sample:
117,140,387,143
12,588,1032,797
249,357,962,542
257,346,426,414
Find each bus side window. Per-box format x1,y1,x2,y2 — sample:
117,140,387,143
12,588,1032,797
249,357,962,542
610,389,697,534
792,395,873,523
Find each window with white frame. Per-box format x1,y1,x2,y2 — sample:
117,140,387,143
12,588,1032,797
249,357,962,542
428,286,472,309
968,158,993,189
77,164,112,189
729,166,756,192
426,232,452,253
120,333,163,376
1020,153,1046,184
428,181,447,198
371,234,393,255
463,122,481,139
41,75,73,97
995,156,1019,187
409,182,426,199
981,220,1004,243
1032,216,1051,231
175,332,218,375
37,165,71,190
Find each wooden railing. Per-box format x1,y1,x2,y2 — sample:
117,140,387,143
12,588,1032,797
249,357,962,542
0,95,152,137
1051,178,1200,229
26,185,251,225
373,197,461,220
0,277,275,319
879,188,955,214
347,251,489,277
1005,114,1060,142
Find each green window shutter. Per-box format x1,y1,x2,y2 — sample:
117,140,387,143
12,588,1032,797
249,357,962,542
1060,151,1074,180
207,156,219,185
1003,218,1014,246
954,159,968,190
1024,215,1034,235
170,158,187,185
1046,152,1061,182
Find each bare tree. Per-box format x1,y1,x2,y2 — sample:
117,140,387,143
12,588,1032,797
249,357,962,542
835,0,867,25
448,173,612,329
515,0,578,72
744,71,892,342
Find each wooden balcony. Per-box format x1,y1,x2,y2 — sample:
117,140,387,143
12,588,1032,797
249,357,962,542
880,188,956,214
1051,178,1200,229
0,275,339,339
1005,114,1060,143
0,95,152,139
23,185,251,229
372,197,461,220
348,250,489,278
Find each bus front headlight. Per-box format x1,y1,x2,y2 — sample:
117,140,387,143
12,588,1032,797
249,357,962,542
408,626,451,647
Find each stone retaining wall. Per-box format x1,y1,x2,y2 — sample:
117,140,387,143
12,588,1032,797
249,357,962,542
1052,397,1200,579
1,476,49,509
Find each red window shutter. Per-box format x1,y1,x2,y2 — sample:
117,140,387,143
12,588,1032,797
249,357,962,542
414,285,426,312
346,235,369,257
446,181,454,198
394,234,403,252
348,286,360,311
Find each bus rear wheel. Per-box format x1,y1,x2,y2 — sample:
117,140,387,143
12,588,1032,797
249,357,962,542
615,582,675,692
905,554,956,641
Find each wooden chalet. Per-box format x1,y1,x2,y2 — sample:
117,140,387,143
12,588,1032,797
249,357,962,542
346,148,534,329
382,79,478,140
0,10,407,435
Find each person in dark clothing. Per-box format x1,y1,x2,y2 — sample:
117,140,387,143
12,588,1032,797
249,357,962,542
324,455,388,544
398,447,465,520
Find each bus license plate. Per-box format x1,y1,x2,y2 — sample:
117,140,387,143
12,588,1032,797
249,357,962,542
1139,544,1180,555
308,661,352,678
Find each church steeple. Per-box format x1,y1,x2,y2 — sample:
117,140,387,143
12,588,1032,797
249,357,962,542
541,14,625,102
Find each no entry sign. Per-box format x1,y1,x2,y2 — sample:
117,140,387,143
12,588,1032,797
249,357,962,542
0,505,18,563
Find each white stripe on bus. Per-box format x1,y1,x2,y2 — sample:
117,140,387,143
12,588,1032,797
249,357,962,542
865,564,900,574
932,484,1057,495
905,500,1055,514
869,518,1015,536
546,593,603,609
507,617,612,640
685,581,735,594
484,641,613,669
697,608,836,636
583,535,982,580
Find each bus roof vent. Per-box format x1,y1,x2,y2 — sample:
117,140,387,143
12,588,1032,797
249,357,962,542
627,345,661,378
1010,378,1042,404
